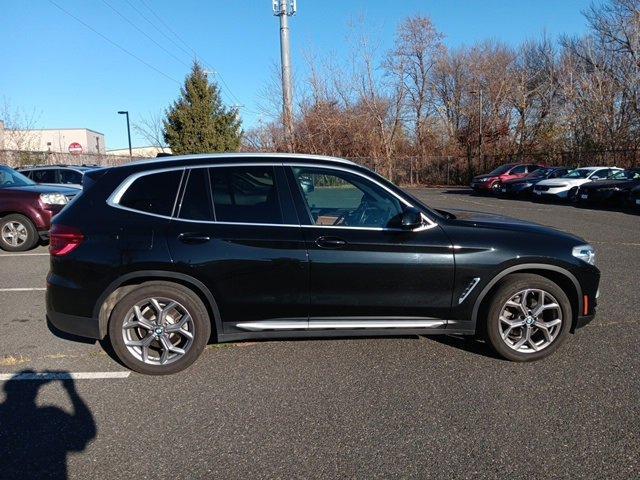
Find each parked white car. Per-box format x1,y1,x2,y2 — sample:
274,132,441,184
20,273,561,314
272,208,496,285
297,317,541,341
532,166,622,200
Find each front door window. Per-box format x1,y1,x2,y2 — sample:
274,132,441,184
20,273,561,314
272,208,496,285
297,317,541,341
292,167,403,228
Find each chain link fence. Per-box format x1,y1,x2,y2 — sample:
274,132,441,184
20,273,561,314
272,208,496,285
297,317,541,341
350,150,640,186
0,150,132,169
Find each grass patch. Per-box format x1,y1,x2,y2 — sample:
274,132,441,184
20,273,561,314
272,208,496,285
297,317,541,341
0,354,30,366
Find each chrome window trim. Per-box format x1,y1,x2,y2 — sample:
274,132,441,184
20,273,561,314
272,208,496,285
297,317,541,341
288,163,438,231
106,161,439,231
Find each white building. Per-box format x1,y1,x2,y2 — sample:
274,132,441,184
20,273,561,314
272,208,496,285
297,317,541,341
107,146,171,158
0,122,106,154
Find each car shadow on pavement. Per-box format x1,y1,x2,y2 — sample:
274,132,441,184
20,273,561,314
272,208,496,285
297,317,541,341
0,370,97,480
426,335,505,360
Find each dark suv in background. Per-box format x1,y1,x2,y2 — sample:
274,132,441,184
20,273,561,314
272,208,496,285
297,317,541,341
47,154,600,375
497,167,570,197
19,165,97,189
0,165,78,251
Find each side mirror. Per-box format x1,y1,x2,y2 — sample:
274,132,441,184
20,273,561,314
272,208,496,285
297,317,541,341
400,207,423,230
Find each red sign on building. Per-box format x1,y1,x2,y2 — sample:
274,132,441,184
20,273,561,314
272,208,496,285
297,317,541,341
68,142,83,155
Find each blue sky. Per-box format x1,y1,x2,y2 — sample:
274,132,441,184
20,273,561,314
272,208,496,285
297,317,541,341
1,0,591,150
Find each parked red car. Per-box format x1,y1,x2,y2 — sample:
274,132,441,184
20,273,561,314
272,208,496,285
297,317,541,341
0,165,79,251
470,163,544,193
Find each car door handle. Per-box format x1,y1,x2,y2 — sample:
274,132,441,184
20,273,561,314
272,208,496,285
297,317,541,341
316,236,347,249
178,233,211,244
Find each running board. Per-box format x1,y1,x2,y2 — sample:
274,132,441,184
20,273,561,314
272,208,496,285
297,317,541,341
235,318,445,332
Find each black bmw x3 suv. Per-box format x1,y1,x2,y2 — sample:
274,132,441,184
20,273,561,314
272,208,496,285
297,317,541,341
47,154,600,374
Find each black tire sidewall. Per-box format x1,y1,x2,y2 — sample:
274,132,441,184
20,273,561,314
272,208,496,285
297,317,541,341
108,283,211,375
0,214,38,252
486,274,572,362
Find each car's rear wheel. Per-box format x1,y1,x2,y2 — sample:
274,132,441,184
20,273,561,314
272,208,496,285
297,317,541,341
485,274,572,361
108,282,211,375
0,214,38,252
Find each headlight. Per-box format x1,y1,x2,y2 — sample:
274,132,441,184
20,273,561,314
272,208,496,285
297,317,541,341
40,193,68,205
572,244,596,265
479,178,489,182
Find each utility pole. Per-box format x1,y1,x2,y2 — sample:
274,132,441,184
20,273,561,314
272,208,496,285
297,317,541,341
273,0,296,151
117,111,132,158
478,89,483,162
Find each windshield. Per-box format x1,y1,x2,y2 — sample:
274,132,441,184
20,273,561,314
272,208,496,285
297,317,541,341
525,168,552,179
0,166,36,187
610,170,640,180
488,164,514,176
561,169,591,179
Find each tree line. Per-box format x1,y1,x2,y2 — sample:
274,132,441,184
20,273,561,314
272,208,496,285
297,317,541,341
244,0,640,184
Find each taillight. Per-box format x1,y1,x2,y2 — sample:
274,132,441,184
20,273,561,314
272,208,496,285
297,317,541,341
49,225,84,256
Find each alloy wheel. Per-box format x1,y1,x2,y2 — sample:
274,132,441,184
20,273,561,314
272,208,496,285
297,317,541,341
121,297,195,366
498,289,562,353
1,221,28,247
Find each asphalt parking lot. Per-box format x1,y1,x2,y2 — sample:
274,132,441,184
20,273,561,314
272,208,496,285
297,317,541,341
0,188,638,479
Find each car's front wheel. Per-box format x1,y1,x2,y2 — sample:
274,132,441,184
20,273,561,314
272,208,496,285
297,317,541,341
0,214,39,251
485,274,572,361
108,282,211,375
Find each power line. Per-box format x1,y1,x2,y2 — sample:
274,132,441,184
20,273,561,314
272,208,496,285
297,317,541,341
122,0,195,60
139,0,199,58
48,0,180,85
136,0,259,115
101,0,191,69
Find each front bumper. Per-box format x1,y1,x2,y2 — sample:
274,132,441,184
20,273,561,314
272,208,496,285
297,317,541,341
578,189,625,204
533,187,569,199
470,181,494,191
501,184,532,196
574,313,596,331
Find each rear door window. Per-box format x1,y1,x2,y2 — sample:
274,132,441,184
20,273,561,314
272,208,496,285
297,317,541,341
119,170,183,216
59,169,83,185
590,169,609,180
178,168,213,221
31,169,57,184
209,166,283,224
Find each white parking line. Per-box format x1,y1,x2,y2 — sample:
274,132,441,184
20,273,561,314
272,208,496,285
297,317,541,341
0,371,130,381
0,253,50,257
0,288,46,292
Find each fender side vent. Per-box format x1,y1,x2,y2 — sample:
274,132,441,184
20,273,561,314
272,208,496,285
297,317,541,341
458,277,481,304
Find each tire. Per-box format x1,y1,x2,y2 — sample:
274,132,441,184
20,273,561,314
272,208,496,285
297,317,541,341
108,281,211,375
0,214,39,252
485,273,572,362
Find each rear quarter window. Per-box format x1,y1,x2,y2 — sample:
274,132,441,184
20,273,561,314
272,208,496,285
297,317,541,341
118,170,183,216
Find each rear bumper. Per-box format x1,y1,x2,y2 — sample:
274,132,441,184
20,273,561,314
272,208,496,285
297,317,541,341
46,276,102,339
47,311,101,339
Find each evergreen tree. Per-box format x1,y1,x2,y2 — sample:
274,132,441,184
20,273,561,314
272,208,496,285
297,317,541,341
163,62,242,154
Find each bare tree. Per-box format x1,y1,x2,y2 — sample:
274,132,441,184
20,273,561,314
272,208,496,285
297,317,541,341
132,112,169,152
388,16,444,153
1,98,41,151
